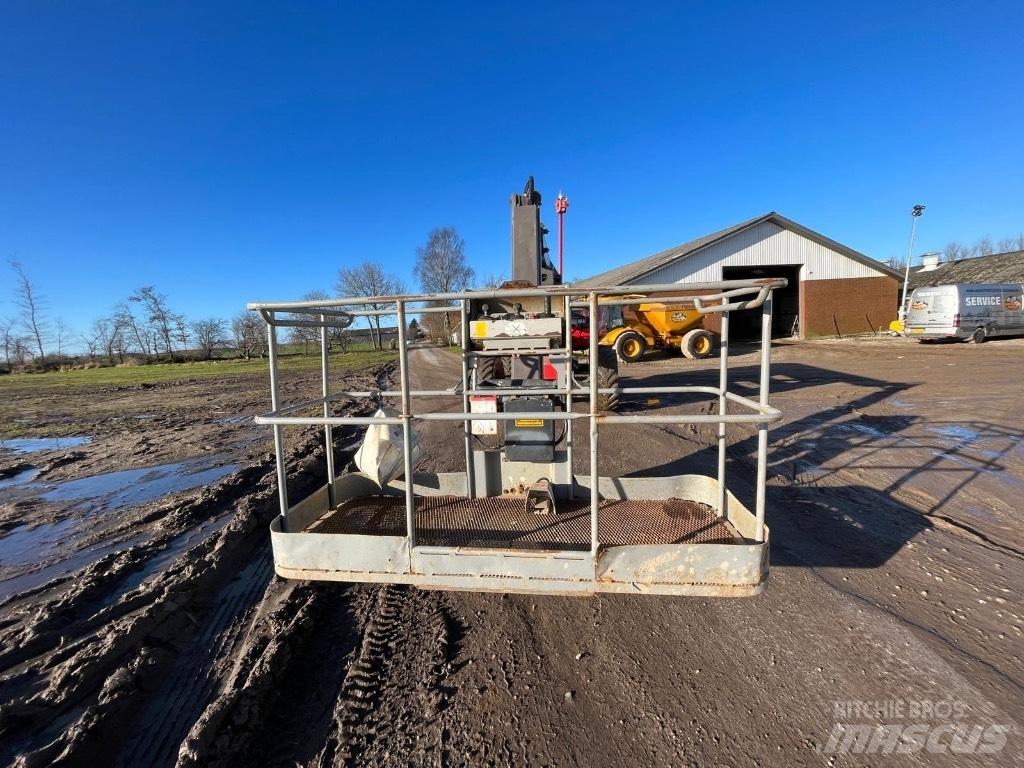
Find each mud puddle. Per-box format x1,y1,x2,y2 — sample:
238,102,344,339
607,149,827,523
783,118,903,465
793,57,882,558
0,468,40,489
0,518,77,567
0,531,148,603
40,458,239,507
929,424,981,444
106,512,234,602
0,457,241,601
0,436,92,454
214,414,252,424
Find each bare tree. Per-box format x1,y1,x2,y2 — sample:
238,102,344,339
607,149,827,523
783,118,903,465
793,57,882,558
231,312,267,360
336,262,405,350
942,241,968,263
997,238,1015,253
191,318,227,360
174,314,190,359
116,302,152,360
288,290,329,355
0,317,16,372
54,318,70,362
131,287,179,361
477,273,507,289
414,228,473,344
9,259,48,363
970,236,994,258
80,331,99,362
415,227,474,294
12,338,31,366
111,323,129,363
89,316,119,364
419,306,461,342
331,328,352,353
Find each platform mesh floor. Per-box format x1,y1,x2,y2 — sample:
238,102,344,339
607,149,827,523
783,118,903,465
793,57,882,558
306,495,739,550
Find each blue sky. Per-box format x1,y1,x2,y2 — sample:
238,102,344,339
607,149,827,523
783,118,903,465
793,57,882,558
2,2,1022,342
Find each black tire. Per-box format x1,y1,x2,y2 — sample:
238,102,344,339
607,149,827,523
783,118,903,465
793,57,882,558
473,355,509,386
681,328,715,359
969,327,987,344
596,346,619,412
614,331,647,363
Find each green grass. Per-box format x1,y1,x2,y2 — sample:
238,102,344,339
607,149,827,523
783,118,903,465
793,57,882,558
0,345,397,391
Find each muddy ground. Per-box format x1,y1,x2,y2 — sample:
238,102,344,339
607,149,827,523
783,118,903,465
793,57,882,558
0,338,1021,766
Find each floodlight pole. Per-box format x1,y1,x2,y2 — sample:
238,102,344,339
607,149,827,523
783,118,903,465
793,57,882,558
555,193,569,278
899,204,926,321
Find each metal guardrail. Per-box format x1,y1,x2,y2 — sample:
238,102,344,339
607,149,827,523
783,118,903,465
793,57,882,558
249,278,785,552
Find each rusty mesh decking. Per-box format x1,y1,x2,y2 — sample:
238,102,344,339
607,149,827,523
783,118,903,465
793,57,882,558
306,495,740,550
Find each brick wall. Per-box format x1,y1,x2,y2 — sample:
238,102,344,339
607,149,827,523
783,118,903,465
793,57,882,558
600,275,898,339
800,276,898,338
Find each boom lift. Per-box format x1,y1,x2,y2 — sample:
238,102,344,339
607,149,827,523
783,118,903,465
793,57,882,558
248,179,785,596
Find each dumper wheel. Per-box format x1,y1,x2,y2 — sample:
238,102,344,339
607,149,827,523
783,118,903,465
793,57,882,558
681,328,715,359
614,331,647,363
596,346,620,411
473,355,509,386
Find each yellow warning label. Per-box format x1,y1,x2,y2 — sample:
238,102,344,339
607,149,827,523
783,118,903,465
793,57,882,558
514,418,544,428
473,321,488,338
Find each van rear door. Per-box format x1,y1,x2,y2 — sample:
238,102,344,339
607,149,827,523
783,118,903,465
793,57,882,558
1000,285,1024,333
906,286,958,335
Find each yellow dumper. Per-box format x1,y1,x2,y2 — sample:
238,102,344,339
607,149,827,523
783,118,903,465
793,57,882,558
601,302,715,362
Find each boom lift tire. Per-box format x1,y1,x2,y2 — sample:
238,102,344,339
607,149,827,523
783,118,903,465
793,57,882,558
473,355,509,386
614,331,647,363
596,346,620,412
681,328,715,359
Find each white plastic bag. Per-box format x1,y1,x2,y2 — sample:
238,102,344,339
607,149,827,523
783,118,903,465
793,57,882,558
355,407,423,487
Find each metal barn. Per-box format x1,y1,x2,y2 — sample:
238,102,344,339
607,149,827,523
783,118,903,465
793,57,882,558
577,212,900,338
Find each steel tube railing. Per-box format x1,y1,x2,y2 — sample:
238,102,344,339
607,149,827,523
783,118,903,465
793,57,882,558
266,322,290,532
717,310,729,518
396,301,416,547
258,383,780,408
321,314,336,508
256,409,776,426
563,294,575,495
253,278,784,547
257,415,404,426
595,413,776,425
459,300,474,498
588,292,599,556
247,278,787,313
755,294,773,541
251,391,778,428
466,348,571,357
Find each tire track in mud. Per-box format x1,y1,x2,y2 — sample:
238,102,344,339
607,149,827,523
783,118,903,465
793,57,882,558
0,364,398,768
0,465,299,768
232,583,364,767
118,546,274,767
312,586,461,768
312,586,398,768
177,582,464,768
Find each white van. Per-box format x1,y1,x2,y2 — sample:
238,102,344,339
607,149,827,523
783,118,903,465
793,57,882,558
905,283,1024,342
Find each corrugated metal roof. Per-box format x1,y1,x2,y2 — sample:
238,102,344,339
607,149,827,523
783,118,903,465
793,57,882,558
907,250,1024,291
574,212,900,286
